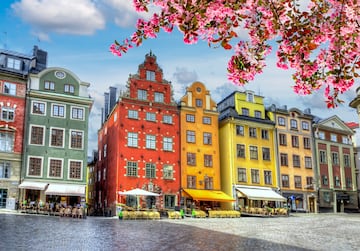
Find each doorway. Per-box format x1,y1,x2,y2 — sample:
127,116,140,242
0,189,8,208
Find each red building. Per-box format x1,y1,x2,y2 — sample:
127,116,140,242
96,52,180,216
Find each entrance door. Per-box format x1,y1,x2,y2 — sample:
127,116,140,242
0,189,8,208
309,197,315,213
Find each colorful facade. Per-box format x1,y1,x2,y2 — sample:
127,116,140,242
268,106,317,212
313,115,358,212
96,52,180,216
179,81,232,211
20,67,93,207
218,91,284,210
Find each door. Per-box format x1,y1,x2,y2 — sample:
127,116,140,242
0,189,8,208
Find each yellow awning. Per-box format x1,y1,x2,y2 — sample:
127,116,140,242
183,189,235,202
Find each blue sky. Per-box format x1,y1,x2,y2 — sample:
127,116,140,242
1,0,359,155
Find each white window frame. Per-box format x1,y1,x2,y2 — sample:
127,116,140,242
69,129,84,149
7,58,21,70
146,70,155,81
47,157,63,179
128,110,138,119
68,159,83,180
71,106,85,120
163,137,173,151
163,115,172,124
146,135,156,149
163,165,173,180
29,124,45,146
27,155,44,177
146,112,156,122
127,132,138,147
1,107,15,122
49,127,65,148
154,92,164,103
51,103,66,118
31,101,46,115
137,89,147,100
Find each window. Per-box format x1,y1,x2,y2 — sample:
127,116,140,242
137,89,147,100
163,115,172,124
330,134,337,142
334,176,340,187
242,108,249,116
278,117,285,126
28,157,42,176
70,130,83,149
154,92,164,103
163,137,173,151
187,175,196,188
249,127,257,138
146,135,156,149
303,137,311,149
71,107,84,120
264,171,272,185
332,152,339,165
280,153,288,166
342,136,350,144
30,126,44,145
319,151,327,164
281,174,289,187
249,146,258,159
195,99,203,107
246,92,254,102
204,176,213,189
186,114,195,122
236,144,245,158
64,84,75,94
128,132,138,147
290,119,298,129
69,161,82,179
204,154,213,167
302,121,309,130
238,168,246,182
146,112,156,121
187,152,196,166
261,129,269,140
279,134,287,145
1,107,14,121
236,125,244,136
49,159,62,178
7,58,21,70
344,154,351,167
44,81,55,90
322,175,328,186
164,195,175,209
146,70,155,81
318,131,325,140
203,132,212,145
346,177,352,188
306,177,313,187
203,117,211,125
294,176,302,188
251,169,260,183
52,104,65,118
32,102,45,115
127,161,138,176
50,128,64,147
186,130,195,143
291,135,299,147
0,131,14,152
145,163,156,178
4,82,16,95
0,162,10,178
293,155,300,167
262,147,270,161
305,157,312,168
163,165,173,180
254,110,261,118
128,110,138,119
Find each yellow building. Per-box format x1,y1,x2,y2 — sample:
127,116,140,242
267,106,317,213
218,90,285,210
179,82,233,211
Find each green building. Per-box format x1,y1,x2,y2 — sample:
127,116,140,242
19,67,93,207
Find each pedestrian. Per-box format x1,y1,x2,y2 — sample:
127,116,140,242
118,206,123,220
191,208,196,218
180,209,184,219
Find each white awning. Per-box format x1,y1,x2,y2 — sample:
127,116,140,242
18,181,48,190
45,183,85,197
236,185,286,202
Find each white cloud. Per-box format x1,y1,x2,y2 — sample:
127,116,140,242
12,0,105,35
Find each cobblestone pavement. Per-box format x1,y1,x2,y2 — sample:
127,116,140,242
1,210,359,251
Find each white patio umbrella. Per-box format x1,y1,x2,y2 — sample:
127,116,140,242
118,188,160,210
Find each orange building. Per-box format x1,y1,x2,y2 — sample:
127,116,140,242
96,52,180,216
179,81,233,212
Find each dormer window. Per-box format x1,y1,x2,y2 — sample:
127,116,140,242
64,84,75,94
44,81,55,91
7,57,21,70
146,70,155,81
246,92,254,102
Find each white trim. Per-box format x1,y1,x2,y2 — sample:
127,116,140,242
30,100,46,116
49,126,65,148
67,159,83,180
47,157,64,179
27,155,44,177
29,124,46,146
69,129,84,150
50,103,66,119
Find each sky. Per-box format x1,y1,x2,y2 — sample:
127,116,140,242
1,0,359,156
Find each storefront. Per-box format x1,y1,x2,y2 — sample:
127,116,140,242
18,180,49,205
45,183,86,207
